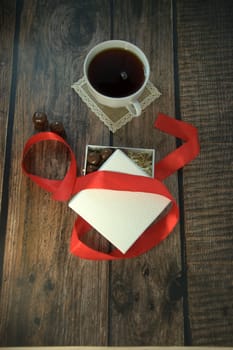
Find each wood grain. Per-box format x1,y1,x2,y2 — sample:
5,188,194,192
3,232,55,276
109,0,183,346
1,0,233,346
0,0,111,346
1,348,233,350
176,0,233,345
0,1,16,219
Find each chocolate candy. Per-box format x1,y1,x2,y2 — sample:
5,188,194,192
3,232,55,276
49,121,66,138
85,148,115,174
87,151,101,165
100,148,113,160
86,164,99,173
32,112,49,131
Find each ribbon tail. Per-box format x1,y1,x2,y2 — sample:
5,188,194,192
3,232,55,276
154,113,200,181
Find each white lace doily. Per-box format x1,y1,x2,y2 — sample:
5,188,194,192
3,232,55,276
72,77,161,133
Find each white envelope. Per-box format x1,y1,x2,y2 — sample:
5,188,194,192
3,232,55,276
69,149,171,254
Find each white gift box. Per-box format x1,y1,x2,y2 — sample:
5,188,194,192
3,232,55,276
69,146,171,254
82,144,155,177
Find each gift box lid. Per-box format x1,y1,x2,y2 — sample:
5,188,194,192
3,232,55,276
99,148,149,176
69,149,171,254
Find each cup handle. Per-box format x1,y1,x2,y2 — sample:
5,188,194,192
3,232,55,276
126,100,142,117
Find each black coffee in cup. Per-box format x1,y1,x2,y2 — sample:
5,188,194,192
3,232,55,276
87,48,145,98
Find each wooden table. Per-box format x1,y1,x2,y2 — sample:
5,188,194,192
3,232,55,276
0,0,232,346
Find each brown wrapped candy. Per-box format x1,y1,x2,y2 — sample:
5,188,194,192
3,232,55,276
49,121,66,138
86,164,98,174
100,148,113,160
87,151,101,165
32,112,49,131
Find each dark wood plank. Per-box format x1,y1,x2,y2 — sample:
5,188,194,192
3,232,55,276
109,0,183,345
176,0,233,345
0,1,16,214
0,0,111,345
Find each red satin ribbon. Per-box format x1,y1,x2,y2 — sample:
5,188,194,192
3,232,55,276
155,113,200,181
22,113,200,260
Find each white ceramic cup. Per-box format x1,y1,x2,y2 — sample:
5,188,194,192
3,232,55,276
83,40,150,117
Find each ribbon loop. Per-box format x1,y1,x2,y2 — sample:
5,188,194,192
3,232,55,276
22,132,77,201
